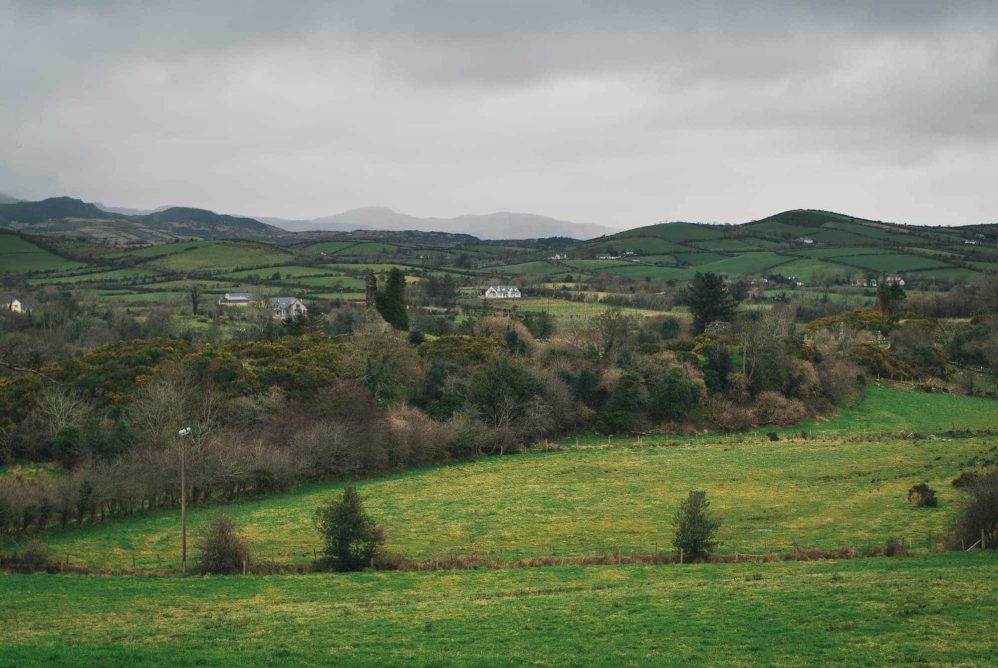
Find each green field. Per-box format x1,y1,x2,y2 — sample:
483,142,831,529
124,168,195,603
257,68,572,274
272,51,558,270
618,221,725,241
1,554,996,666
148,242,293,272
596,264,696,281
0,234,87,274
835,253,949,274
770,258,854,281
19,387,996,570
798,384,998,435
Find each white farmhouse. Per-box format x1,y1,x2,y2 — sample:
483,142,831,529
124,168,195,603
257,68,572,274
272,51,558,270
269,297,308,319
3,296,28,313
483,286,521,299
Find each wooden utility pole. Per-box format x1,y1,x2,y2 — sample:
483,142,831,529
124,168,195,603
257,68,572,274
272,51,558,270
179,426,191,573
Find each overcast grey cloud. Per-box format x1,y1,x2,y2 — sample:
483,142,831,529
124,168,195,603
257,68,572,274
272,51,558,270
2,1,997,228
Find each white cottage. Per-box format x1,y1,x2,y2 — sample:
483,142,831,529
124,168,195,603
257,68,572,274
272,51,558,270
269,296,307,319
483,286,521,299
3,296,28,313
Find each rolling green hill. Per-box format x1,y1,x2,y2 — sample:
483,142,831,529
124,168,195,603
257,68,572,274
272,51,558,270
569,209,997,284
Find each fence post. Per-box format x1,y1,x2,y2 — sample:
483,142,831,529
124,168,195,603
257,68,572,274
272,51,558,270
680,549,683,565
243,559,247,576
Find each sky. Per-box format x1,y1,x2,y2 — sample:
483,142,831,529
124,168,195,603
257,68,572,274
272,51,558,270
2,1,997,229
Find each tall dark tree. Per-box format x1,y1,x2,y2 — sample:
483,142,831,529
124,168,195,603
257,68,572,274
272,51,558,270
598,371,645,433
314,486,385,572
376,268,409,331
876,282,906,322
190,284,203,316
673,490,720,560
686,272,737,334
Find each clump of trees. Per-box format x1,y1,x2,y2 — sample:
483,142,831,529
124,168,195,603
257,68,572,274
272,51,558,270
314,486,385,572
673,490,719,561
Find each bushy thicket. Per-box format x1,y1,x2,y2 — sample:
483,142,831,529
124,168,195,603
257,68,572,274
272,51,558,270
196,516,251,574
1,297,871,536
950,471,998,550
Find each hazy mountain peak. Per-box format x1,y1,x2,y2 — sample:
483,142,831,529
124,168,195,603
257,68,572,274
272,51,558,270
266,206,619,240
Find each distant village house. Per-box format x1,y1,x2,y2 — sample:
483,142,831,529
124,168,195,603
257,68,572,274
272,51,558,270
218,292,262,307
3,296,29,313
269,296,307,319
483,286,521,299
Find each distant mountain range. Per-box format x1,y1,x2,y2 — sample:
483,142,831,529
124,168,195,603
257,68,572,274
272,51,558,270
0,197,283,242
0,193,618,241
259,206,618,240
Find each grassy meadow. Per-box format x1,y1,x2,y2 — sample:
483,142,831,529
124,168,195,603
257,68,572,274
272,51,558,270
2,554,996,666
17,387,996,570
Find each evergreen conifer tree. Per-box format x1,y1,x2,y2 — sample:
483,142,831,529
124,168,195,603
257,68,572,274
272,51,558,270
376,268,409,330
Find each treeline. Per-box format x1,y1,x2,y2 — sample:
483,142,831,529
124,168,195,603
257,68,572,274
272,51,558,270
2,272,997,537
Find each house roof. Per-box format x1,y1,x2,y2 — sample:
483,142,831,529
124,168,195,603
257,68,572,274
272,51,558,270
269,297,302,308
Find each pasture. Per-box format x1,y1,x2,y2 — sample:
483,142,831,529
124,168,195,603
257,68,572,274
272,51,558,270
21,387,997,570
1,554,996,666
0,234,86,274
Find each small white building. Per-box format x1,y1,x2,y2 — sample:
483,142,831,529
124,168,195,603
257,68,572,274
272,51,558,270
548,252,568,260
269,296,307,319
218,292,261,307
3,296,28,313
483,286,521,299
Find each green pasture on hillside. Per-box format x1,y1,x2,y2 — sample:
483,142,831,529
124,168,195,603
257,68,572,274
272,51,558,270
672,251,728,266
835,253,948,274
148,242,293,272
618,221,725,241
798,384,998,435
0,235,87,274
769,258,854,281
695,251,794,275
596,264,696,281
693,237,774,251
23,417,996,569
1,554,996,666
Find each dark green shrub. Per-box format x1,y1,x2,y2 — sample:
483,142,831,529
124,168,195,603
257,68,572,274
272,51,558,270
649,368,700,422
18,540,50,572
598,372,645,433
673,490,719,561
314,486,385,572
907,483,938,507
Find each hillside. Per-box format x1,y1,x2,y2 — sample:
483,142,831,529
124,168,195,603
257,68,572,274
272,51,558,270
565,208,996,284
265,206,618,240
0,191,21,205
0,197,286,242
